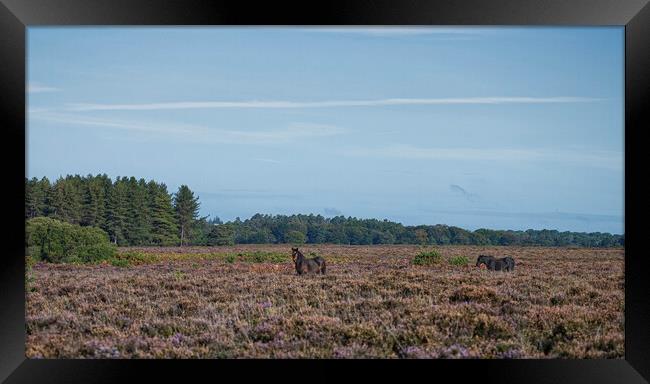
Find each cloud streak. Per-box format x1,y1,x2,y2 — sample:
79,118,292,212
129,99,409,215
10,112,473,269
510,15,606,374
29,112,195,135
27,83,59,93
197,189,300,200
343,144,622,170
252,158,282,164
29,112,344,144
65,96,602,112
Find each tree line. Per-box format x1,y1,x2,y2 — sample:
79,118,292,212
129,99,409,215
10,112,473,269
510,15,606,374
25,174,202,246
224,214,623,247
26,175,624,247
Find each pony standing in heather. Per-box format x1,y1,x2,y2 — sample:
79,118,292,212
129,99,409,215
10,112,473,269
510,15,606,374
476,255,515,272
291,247,326,275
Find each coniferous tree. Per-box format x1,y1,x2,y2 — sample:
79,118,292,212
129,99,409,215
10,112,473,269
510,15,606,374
208,216,223,225
148,181,179,246
81,174,107,228
173,185,200,247
36,177,51,217
25,178,32,218
63,175,84,225
47,175,84,224
189,216,213,246
208,223,235,246
106,177,129,244
25,178,40,218
46,178,67,222
124,177,152,245
98,174,113,234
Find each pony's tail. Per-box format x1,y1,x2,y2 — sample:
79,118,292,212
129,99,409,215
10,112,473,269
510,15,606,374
320,260,326,274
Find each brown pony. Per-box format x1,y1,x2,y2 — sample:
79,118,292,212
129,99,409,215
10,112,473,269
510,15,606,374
291,247,326,275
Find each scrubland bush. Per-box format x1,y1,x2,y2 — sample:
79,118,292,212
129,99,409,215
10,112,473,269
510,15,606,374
26,217,116,263
108,250,157,267
449,255,470,266
229,251,288,263
412,249,442,265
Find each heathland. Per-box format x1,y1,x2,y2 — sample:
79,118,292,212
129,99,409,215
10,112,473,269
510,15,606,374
26,245,624,359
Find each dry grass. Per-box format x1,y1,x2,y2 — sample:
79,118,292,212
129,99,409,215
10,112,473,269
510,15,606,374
26,245,624,359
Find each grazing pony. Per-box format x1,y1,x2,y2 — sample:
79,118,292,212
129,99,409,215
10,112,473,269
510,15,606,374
291,247,326,275
476,255,515,272
476,255,495,269
502,256,515,271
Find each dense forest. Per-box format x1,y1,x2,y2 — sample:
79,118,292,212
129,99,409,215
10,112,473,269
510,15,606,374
25,175,624,248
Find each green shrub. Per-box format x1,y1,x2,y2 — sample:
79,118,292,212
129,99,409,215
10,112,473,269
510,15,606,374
242,251,288,263
224,251,288,263
449,255,470,266
107,250,155,267
75,243,119,263
244,251,266,263
109,258,130,267
26,217,116,264
412,249,442,265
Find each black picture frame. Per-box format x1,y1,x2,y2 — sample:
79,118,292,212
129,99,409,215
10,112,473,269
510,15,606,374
1,0,648,382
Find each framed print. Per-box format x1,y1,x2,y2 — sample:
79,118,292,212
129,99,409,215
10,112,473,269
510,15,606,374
1,0,648,382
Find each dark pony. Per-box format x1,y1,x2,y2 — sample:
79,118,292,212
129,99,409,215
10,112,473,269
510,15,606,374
502,256,515,271
291,247,326,275
476,255,515,272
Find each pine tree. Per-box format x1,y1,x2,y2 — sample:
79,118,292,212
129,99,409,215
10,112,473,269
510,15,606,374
26,177,50,218
99,174,113,235
208,224,235,246
25,178,35,218
81,175,107,228
36,177,51,217
124,177,153,245
148,181,179,246
106,177,129,244
46,178,67,221
173,185,200,247
55,175,84,225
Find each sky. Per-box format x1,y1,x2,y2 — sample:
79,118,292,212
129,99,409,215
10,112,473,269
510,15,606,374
27,27,624,234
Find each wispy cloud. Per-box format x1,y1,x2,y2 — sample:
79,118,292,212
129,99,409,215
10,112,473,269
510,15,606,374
252,158,282,164
197,189,300,200
29,112,344,144
220,123,345,143
28,112,196,135
343,144,622,170
65,96,602,112
27,83,59,93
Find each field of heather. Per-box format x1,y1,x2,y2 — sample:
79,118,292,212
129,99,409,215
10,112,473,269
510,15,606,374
25,245,624,359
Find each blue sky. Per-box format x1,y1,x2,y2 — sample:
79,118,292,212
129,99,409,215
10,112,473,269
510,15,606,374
27,27,624,234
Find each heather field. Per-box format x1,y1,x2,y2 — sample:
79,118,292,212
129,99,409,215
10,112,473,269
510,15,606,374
25,245,624,359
